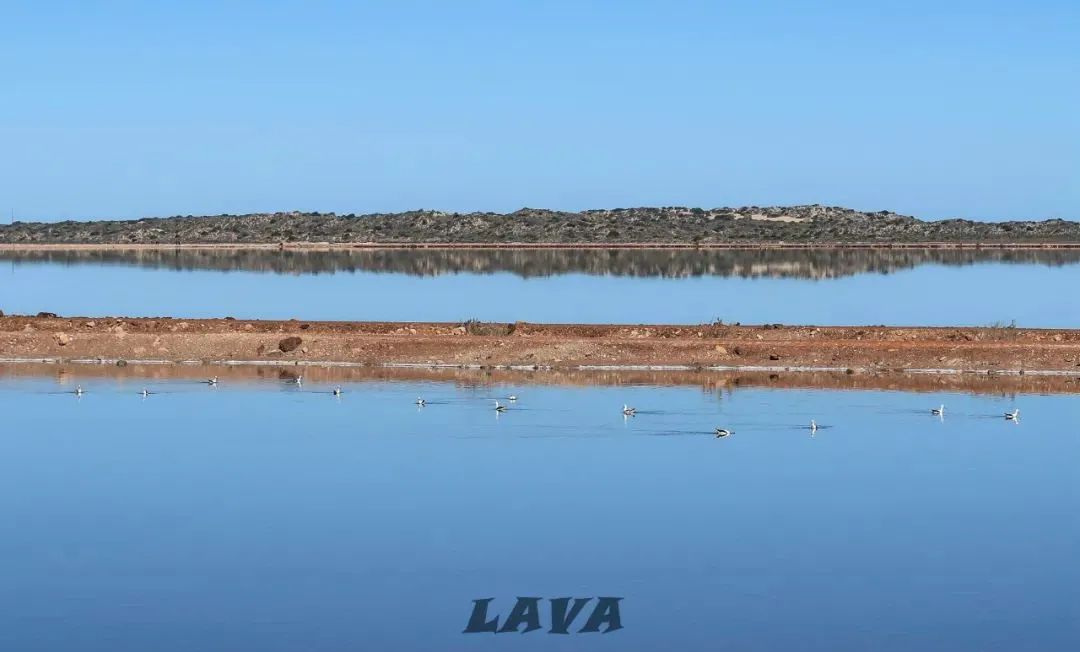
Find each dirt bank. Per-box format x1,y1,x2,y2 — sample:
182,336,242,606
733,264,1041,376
3,315,1080,375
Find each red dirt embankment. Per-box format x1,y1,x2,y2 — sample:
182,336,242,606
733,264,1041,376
2,315,1080,375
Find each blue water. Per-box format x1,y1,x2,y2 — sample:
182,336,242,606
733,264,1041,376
2,372,1078,650
2,257,1079,326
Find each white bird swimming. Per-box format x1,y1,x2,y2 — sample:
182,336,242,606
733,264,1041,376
810,419,818,433
507,395,518,402
139,388,151,397
931,404,945,415
622,404,636,416
204,377,218,386
494,401,507,412
715,427,733,438
74,385,84,396
1005,409,1020,420
415,397,426,406
332,386,342,396
291,375,303,385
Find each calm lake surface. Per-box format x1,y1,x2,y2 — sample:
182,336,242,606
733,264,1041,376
2,367,1078,651
2,248,1080,326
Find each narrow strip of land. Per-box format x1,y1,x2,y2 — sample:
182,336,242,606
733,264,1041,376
3,241,1080,250
2,205,1078,245
2,315,1078,375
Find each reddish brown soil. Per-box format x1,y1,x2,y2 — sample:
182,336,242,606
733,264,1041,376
3,315,1080,374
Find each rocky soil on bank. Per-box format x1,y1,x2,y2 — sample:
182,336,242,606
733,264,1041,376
3,315,1080,375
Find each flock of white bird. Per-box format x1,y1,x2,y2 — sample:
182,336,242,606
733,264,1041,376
65,377,1024,438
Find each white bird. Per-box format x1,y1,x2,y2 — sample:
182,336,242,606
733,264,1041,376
931,404,945,415
291,375,303,386
1005,409,1020,420
204,377,218,386
74,385,84,396
507,395,518,402
622,404,636,416
494,401,507,412
415,397,426,406
810,419,818,433
715,428,733,438
332,386,342,396
140,388,151,397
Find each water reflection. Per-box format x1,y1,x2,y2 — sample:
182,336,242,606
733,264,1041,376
3,362,1077,397
4,246,1080,279
2,367,1080,650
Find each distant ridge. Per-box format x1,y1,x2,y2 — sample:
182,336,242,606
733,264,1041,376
2,206,1078,244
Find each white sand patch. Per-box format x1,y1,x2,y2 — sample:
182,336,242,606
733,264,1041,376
729,212,809,223
748,213,810,223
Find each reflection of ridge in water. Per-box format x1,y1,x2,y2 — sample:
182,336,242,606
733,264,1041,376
3,247,1080,280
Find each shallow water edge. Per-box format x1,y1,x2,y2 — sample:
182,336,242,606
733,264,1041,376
3,360,1078,396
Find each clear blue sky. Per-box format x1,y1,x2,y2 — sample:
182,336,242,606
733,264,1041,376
2,0,1077,222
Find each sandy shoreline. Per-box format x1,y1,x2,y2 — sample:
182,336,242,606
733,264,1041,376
3,315,1079,376
5,241,1080,251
